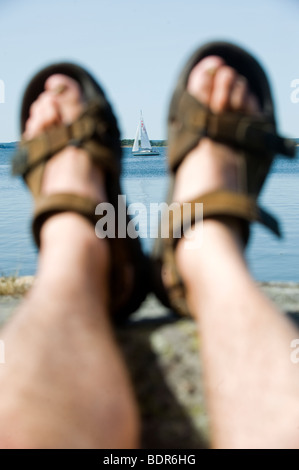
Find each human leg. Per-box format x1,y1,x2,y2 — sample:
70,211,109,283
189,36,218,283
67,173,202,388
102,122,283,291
151,43,299,449
173,54,299,449
0,74,139,448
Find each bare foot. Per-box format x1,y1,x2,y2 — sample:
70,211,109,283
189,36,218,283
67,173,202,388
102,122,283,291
24,74,107,204
23,73,137,314
172,57,262,304
23,74,112,294
173,56,261,205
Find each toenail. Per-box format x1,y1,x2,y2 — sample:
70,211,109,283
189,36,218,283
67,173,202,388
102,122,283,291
52,84,68,95
207,66,217,77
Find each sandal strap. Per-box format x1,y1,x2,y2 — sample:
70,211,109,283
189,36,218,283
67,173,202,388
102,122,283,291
32,193,104,246
160,190,280,316
163,190,280,247
12,100,121,177
169,91,296,171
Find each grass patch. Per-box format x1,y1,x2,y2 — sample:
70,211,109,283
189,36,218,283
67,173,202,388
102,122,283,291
0,276,34,295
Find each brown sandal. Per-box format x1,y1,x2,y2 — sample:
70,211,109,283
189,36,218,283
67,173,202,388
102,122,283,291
151,41,296,317
13,62,150,322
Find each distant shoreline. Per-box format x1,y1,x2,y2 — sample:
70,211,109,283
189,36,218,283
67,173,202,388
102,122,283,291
121,140,167,148
121,145,166,148
0,141,168,148
0,142,18,147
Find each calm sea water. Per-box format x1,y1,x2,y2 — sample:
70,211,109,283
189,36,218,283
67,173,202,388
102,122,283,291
0,143,298,281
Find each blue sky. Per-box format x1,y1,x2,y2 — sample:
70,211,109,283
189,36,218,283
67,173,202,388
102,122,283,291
0,0,299,141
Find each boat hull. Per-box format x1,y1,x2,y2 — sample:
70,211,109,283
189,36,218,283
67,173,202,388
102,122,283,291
132,150,160,156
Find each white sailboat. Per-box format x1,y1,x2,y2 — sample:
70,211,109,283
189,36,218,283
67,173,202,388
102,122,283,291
132,111,160,156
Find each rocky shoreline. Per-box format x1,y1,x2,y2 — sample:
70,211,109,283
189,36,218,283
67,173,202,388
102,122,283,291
0,278,298,448
1,277,299,320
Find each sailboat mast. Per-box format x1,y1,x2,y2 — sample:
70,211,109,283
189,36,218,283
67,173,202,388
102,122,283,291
132,121,140,152
140,110,152,150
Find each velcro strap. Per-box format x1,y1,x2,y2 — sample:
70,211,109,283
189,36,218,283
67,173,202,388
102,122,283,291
178,91,296,158
32,193,104,246
12,101,121,176
163,190,280,246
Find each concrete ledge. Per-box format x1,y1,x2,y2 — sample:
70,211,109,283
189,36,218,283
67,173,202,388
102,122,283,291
0,278,299,448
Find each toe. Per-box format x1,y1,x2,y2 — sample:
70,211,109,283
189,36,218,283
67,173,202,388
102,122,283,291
24,74,85,140
230,76,248,111
187,56,225,106
45,74,81,98
210,65,238,112
24,92,60,139
45,74,84,124
188,56,261,116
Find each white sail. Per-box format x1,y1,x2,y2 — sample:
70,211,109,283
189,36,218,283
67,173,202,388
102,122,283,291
140,112,152,150
132,123,140,152
132,110,159,156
